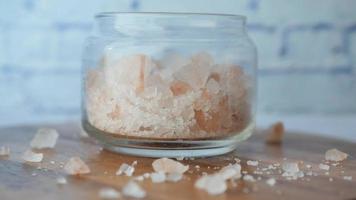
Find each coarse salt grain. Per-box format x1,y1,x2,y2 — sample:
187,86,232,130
152,158,189,174
99,188,121,199
22,150,43,163
64,157,90,175
195,174,227,195
218,163,242,180
282,162,299,173
122,181,146,198
116,163,135,176
166,172,183,182
246,160,259,166
325,149,348,162
265,121,284,144
319,164,330,171
343,176,352,181
266,178,276,186
30,128,59,149
150,171,166,183
0,146,10,157
56,177,67,185
243,175,255,182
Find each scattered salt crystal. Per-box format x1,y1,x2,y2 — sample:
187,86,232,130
143,173,150,178
282,162,299,173
319,164,330,171
116,163,135,176
152,158,188,174
30,128,59,149
22,150,43,163
247,160,259,166
329,177,333,182
166,172,183,182
306,171,313,176
195,174,227,195
134,176,144,181
50,161,55,165
218,163,242,180
0,146,10,157
99,188,121,199
266,178,276,186
243,175,255,182
265,122,284,144
343,176,352,181
306,164,312,169
150,171,166,183
325,149,348,162
122,181,146,198
56,177,67,185
64,157,90,175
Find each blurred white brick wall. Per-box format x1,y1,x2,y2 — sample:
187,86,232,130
0,0,356,125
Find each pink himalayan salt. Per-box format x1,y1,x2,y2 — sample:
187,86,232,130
30,128,59,149
265,122,284,144
86,52,250,139
152,158,189,174
64,157,90,175
22,150,43,163
325,149,348,162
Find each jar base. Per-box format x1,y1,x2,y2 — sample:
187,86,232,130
83,119,254,158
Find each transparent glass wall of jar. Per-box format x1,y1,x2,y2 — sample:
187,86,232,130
82,12,257,157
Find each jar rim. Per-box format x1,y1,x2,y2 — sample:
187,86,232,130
95,12,246,21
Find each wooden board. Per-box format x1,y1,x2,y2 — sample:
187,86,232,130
0,123,355,200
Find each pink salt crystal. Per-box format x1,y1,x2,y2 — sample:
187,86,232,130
319,163,330,171
195,174,227,195
122,181,146,198
22,150,43,163
152,158,189,174
98,188,121,199
265,122,284,144
30,128,59,149
0,146,10,157
64,157,90,175
325,149,348,162
247,160,259,166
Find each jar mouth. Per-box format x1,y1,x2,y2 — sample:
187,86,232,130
95,12,246,21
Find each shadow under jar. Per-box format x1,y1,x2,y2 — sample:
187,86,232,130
82,12,257,157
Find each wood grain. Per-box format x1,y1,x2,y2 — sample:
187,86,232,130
0,122,355,200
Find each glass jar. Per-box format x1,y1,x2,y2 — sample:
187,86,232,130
82,12,257,157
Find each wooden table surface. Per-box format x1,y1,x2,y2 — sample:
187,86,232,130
0,122,355,200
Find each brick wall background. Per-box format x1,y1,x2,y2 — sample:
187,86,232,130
0,0,356,126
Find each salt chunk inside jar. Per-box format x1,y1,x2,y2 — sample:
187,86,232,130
82,12,257,157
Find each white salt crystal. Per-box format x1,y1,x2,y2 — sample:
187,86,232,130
152,158,189,174
247,160,259,166
325,149,348,162
306,164,312,169
30,128,59,149
22,150,43,163
0,146,10,156
143,173,150,178
166,172,183,182
150,171,166,183
218,163,242,180
343,176,352,181
64,157,90,175
122,181,146,198
319,164,330,171
195,174,227,195
266,178,276,186
282,162,299,173
243,175,255,182
99,188,121,199
134,176,144,181
116,163,135,176
56,177,67,185
329,177,333,182
176,157,184,161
